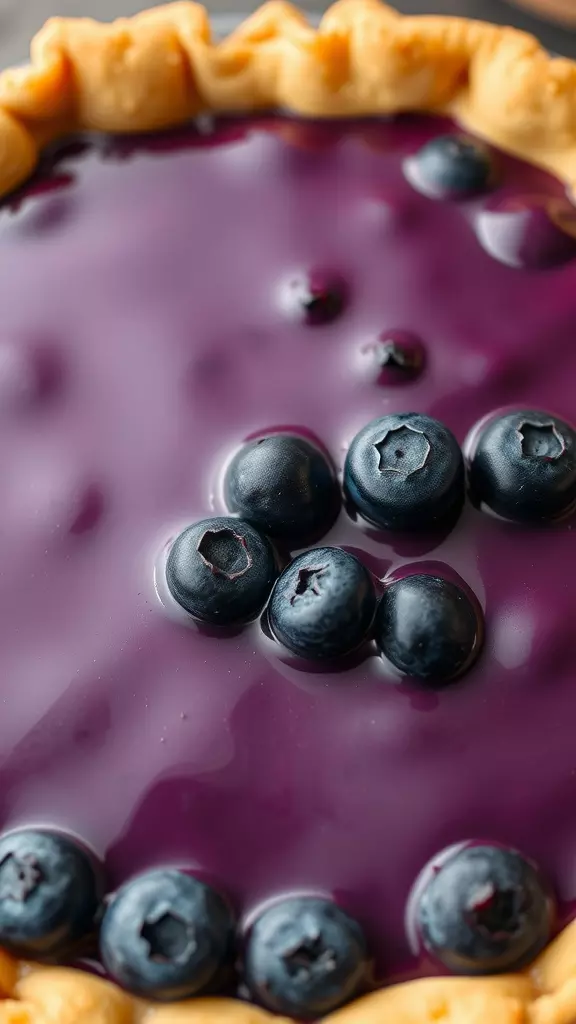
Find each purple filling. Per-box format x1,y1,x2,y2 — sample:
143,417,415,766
0,114,575,986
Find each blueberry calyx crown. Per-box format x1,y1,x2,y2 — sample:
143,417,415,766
344,413,465,531
374,424,431,476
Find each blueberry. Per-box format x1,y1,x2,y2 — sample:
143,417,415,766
405,134,495,199
362,330,425,386
100,869,235,1001
344,413,464,531
476,197,576,270
375,574,483,685
416,844,553,974
166,517,278,625
468,410,576,523
224,434,341,546
268,547,377,660
0,829,103,957
280,269,348,326
245,896,367,1018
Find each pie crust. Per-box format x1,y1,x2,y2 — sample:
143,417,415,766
1,2,576,1021
0,917,576,1022
0,0,575,199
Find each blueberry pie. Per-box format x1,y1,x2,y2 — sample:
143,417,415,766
0,2,575,1023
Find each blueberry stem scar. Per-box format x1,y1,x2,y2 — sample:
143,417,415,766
517,421,565,460
0,853,43,902
197,528,252,579
290,566,328,605
373,425,431,476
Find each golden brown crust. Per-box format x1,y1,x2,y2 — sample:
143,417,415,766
2,925,576,1023
0,0,574,198
322,974,536,1024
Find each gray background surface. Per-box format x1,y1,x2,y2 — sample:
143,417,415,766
0,0,574,67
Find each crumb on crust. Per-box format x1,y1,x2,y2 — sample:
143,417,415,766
0,921,576,1021
0,0,574,197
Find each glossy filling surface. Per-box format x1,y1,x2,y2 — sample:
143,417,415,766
0,115,575,986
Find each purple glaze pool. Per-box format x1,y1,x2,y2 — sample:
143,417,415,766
0,114,575,987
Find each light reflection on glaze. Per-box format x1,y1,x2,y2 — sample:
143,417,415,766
0,115,573,986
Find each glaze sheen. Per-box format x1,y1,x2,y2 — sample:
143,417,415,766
0,116,575,986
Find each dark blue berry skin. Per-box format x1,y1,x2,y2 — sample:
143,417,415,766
0,829,103,957
417,845,553,974
406,135,495,199
268,547,377,660
375,574,483,685
468,409,576,524
100,869,235,1001
245,896,367,1018
224,435,341,547
166,517,278,626
344,413,464,532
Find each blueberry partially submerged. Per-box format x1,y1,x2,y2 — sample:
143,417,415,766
268,547,377,660
476,197,576,270
0,829,103,957
100,869,235,1001
406,134,495,199
166,517,278,625
468,409,576,523
245,896,367,1018
280,269,348,326
375,574,483,685
417,844,553,974
362,330,425,386
344,413,464,531
224,434,341,546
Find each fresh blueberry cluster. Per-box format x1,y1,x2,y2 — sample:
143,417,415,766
165,408,576,684
0,826,555,1009
0,827,369,1015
